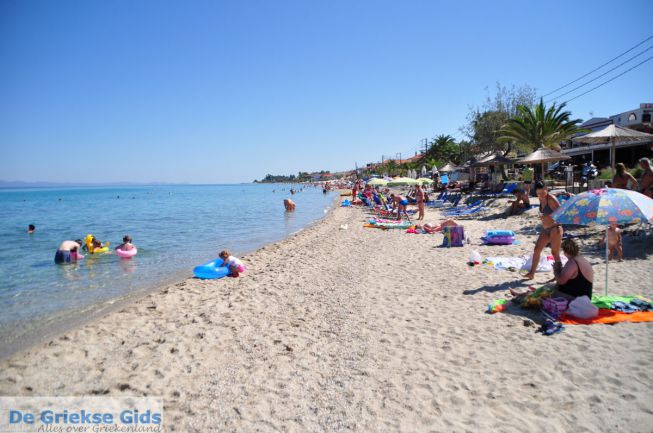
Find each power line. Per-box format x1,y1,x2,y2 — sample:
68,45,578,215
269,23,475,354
545,44,653,103
562,54,653,104
541,34,653,98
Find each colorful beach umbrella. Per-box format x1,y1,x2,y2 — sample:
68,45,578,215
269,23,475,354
552,188,653,295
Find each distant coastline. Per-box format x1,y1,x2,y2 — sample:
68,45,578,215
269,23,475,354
0,181,264,188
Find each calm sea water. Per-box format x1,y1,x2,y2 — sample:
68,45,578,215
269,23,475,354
0,184,336,358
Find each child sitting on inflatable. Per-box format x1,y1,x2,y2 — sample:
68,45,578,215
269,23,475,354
115,234,137,258
116,235,135,252
219,250,246,277
84,234,110,254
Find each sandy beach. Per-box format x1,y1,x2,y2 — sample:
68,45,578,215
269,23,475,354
1,197,652,433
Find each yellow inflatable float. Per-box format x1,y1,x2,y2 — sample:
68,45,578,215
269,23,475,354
84,234,110,254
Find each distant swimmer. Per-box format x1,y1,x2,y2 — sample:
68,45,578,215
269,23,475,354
28,224,35,234
284,199,296,211
54,239,84,264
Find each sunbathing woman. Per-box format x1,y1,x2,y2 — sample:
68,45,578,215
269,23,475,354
523,181,563,280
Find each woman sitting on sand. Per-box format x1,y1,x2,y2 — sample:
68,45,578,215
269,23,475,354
523,182,563,280
554,239,593,299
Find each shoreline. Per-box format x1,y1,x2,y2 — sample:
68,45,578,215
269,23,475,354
1,198,652,432
0,192,340,362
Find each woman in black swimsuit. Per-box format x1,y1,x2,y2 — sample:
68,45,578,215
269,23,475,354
523,182,563,280
555,239,593,299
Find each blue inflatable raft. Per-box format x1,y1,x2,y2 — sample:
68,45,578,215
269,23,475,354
193,258,230,279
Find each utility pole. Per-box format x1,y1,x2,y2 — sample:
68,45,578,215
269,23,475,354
422,138,428,156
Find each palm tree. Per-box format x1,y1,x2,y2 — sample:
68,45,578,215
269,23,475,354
384,160,398,177
498,99,587,152
426,134,459,162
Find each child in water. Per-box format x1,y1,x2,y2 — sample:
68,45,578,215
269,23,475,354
219,250,246,277
600,221,623,261
117,235,135,251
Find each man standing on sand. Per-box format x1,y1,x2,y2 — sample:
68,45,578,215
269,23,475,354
639,158,653,198
415,184,425,220
389,194,410,221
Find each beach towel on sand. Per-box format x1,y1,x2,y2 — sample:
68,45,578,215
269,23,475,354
560,309,653,325
485,255,567,272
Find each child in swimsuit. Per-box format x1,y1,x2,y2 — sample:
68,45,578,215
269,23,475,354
600,221,623,261
116,235,135,252
219,250,246,277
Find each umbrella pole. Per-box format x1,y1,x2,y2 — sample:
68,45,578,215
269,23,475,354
605,226,609,296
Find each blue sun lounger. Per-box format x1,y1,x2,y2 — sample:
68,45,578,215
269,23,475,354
443,200,484,216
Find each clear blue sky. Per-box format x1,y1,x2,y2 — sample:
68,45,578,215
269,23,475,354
1,0,651,183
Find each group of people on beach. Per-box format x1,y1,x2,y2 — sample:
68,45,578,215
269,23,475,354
349,157,653,305
611,157,653,197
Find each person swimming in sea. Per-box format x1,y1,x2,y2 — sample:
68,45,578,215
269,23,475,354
116,235,135,252
28,224,35,234
284,199,296,211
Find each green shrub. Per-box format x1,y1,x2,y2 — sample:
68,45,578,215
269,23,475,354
598,168,614,179
629,167,644,178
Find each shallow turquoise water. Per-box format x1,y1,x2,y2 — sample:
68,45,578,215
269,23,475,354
0,184,335,357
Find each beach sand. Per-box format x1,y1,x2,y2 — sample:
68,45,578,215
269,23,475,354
1,197,652,432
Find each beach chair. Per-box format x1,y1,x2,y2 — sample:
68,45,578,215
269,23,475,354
498,183,517,196
443,200,485,217
445,206,486,219
443,199,482,213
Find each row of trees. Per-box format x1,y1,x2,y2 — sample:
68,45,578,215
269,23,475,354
364,82,587,178
256,171,331,183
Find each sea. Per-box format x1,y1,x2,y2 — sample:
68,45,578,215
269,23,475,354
0,184,336,359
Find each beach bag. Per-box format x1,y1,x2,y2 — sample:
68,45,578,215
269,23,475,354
542,297,569,319
442,226,465,247
566,296,599,319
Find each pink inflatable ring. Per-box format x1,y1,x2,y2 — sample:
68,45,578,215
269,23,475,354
115,246,137,258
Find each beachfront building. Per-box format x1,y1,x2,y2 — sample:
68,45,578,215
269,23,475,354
562,103,653,168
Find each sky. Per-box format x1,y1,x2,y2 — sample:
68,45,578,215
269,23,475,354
1,0,651,184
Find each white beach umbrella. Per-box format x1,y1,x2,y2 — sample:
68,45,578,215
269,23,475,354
572,124,653,169
439,162,460,172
